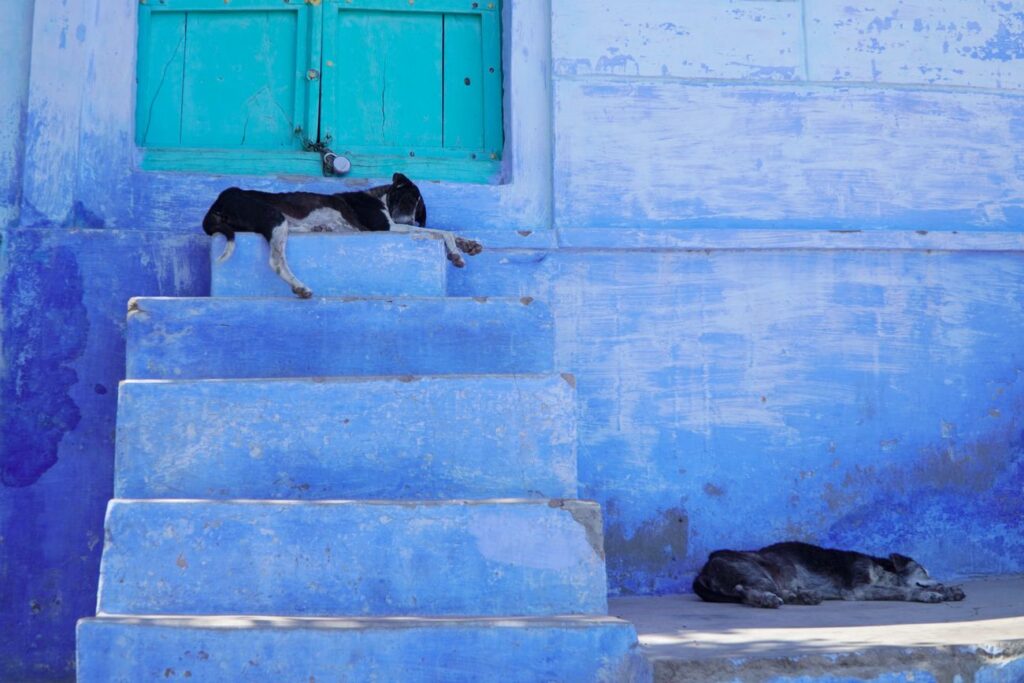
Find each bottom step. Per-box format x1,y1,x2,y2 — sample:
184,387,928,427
78,615,652,682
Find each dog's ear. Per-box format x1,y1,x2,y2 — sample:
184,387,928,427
888,553,912,572
392,172,412,186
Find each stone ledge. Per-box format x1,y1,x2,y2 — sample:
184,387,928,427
124,296,554,379
97,499,610,618
211,233,448,298
114,373,578,500
77,614,652,682
611,575,1024,682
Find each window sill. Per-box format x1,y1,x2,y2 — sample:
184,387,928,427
555,227,1024,252
140,148,502,184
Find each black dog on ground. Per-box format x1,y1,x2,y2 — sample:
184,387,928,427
693,541,965,608
202,173,481,298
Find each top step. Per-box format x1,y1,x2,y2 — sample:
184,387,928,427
211,233,447,298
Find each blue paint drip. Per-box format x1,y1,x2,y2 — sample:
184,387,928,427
1,235,88,487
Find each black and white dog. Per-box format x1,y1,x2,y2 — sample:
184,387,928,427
693,541,965,608
202,173,481,298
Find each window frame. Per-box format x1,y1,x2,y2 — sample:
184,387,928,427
135,0,503,183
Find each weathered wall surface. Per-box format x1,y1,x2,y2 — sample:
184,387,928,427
532,0,1024,593
553,0,1024,236
0,1,34,230
0,230,208,679
450,249,1024,593
2,0,1024,679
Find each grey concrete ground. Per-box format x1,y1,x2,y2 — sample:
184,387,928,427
610,575,1024,682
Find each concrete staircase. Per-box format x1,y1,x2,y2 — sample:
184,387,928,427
77,233,651,682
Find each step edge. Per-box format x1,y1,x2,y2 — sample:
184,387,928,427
118,372,577,386
81,614,634,630
107,498,600,508
127,295,546,305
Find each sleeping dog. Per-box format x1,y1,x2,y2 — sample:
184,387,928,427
693,541,966,608
202,173,481,298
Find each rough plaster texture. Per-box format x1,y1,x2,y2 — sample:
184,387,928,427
3,0,1024,679
0,229,208,680
211,232,448,297
125,296,553,379
449,249,1024,594
77,615,650,683
0,0,33,230
97,499,609,617
114,374,578,500
611,575,1024,682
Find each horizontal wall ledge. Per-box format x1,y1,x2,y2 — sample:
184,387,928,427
555,228,1024,252
552,73,1024,99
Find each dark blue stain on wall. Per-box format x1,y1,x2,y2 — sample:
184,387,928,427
1,235,88,487
825,421,1024,578
0,228,210,681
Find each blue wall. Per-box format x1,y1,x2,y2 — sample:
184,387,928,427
0,0,33,231
2,0,1023,679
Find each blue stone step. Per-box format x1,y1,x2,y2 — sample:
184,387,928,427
115,374,578,500
126,296,552,380
211,233,447,298
77,615,652,682
97,499,608,617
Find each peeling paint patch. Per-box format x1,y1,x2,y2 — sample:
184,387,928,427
605,506,689,594
550,499,605,559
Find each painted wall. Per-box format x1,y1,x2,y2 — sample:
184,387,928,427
0,0,34,230
2,0,1024,679
1,6,210,682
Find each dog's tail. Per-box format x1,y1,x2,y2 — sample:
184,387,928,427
202,210,236,263
692,572,741,603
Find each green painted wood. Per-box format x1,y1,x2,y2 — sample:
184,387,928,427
480,9,503,156
139,149,500,182
139,149,323,176
443,13,484,150
135,11,186,146
136,2,315,153
136,0,502,181
334,0,498,13
322,0,502,164
181,9,301,149
329,9,443,149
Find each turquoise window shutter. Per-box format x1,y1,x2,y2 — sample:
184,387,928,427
136,0,502,182
328,9,445,149
136,0,321,174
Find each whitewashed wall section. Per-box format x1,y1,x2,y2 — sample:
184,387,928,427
553,1,804,80
552,0,1024,236
806,1,1024,89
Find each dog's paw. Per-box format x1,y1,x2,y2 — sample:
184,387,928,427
455,237,483,256
941,585,966,601
747,591,784,609
447,251,466,268
915,590,944,603
293,286,314,299
791,591,824,606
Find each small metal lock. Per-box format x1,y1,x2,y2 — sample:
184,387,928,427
323,152,352,176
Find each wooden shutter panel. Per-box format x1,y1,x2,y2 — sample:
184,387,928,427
136,0,317,152
135,0,501,181
321,0,502,181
